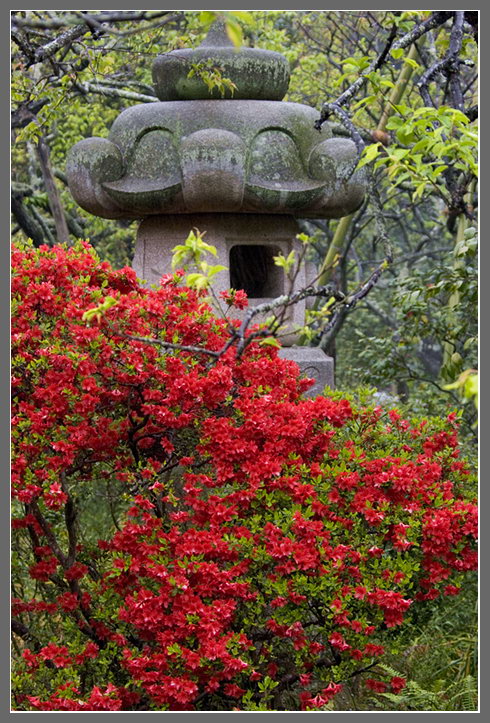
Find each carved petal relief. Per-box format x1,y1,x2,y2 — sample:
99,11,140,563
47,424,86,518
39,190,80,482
103,130,182,213
245,129,326,211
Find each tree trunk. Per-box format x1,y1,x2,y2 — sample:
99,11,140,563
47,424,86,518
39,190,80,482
36,136,70,245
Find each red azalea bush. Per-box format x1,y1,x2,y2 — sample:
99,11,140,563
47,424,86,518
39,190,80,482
11,242,477,711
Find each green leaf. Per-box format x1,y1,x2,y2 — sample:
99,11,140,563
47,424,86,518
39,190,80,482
464,374,478,399
386,116,404,130
412,182,427,201
274,250,296,273
431,164,448,178
357,142,381,169
199,11,217,28
396,128,417,144
366,143,381,160
227,11,255,27
202,264,227,281
391,47,404,60
225,19,243,47
81,296,118,323
390,147,410,160
186,273,209,289
352,94,377,110
403,57,420,70
259,337,281,349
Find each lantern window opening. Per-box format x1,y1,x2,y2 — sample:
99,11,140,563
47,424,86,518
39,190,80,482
229,244,284,299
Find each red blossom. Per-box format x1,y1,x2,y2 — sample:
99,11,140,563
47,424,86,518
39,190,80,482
11,243,478,712
366,678,387,693
390,676,407,694
329,632,351,651
65,563,89,581
224,683,246,698
220,289,249,310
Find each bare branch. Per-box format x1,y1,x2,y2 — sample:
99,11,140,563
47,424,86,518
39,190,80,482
315,11,453,143
421,10,465,111
61,472,77,567
74,81,158,103
235,285,346,355
11,193,46,247
12,10,174,30
315,103,365,172
11,98,50,130
30,501,68,568
111,332,221,358
390,11,452,51
32,23,89,65
76,11,183,38
317,260,389,352
316,22,398,128
330,123,376,144
108,284,347,363
11,620,56,667
369,176,393,263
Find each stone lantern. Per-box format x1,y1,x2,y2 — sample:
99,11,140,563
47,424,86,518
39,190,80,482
66,22,365,395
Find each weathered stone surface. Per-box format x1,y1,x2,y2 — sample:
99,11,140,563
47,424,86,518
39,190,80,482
66,21,366,224
65,137,125,219
134,214,308,344
152,21,290,101
278,346,334,396
180,129,246,211
308,137,366,217
66,101,364,219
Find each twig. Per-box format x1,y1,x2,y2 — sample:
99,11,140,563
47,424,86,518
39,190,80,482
29,205,57,247
77,11,182,38
390,11,452,52
111,285,347,362
235,285,345,355
317,256,391,351
12,11,173,30
314,11,453,168
316,104,366,170
74,81,158,103
11,98,50,130
61,471,77,567
11,619,56,667
315,22,398,129
346,661,379,680
30,501,68,568
112,332,221,358
31,23,89,65
369,175,393,263
330,123,375,143
417,12,465,111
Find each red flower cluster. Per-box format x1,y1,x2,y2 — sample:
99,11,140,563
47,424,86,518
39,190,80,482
300,682,343,710
11,243,477,711
219,288,249,309
365,675,407,696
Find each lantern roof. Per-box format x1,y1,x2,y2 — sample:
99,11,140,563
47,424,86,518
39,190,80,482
152,21,290,101
66,21,365,220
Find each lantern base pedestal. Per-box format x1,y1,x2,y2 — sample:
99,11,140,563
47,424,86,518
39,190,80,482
278,346,334,397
